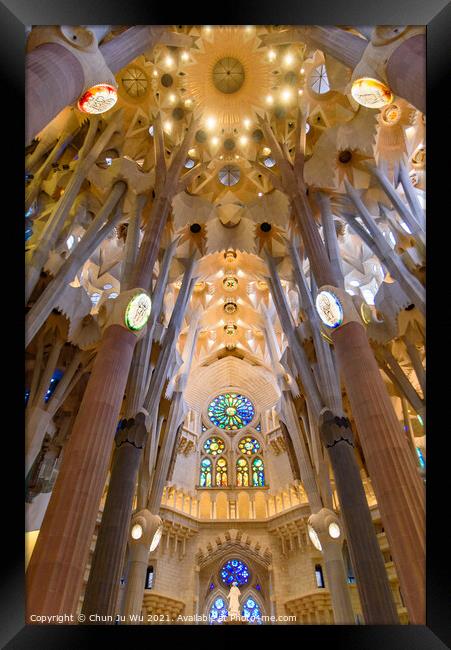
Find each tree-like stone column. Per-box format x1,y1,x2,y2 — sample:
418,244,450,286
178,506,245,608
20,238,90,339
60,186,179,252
332,320,425,623
26,323,137,619
26,118,197,619
319,410,399,623
81,414,147,621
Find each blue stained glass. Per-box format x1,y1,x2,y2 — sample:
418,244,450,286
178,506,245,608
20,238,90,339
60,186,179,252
209,596,228,624
241,596,262,623
220,559,250,586
416,447,425,469
208,393,254,430
255,422,261,432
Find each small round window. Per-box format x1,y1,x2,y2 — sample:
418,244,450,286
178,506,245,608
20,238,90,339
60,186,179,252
218,165,241,187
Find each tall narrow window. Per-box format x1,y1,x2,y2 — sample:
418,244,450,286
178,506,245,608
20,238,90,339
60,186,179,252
236,457,249,487
252,457,265,487
216,457,228,486
145,565,154,590
200,457,212,487
315,564,325,588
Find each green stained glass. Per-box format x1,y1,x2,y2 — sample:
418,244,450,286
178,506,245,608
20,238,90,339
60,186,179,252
238,436,261,456
252,457,264,487
208,393,254,430
200,457,212,487
204,437,225,456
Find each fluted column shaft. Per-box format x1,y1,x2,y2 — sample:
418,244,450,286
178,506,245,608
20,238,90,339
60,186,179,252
26,324,136,618
332,321,425,623
82,417,147,620
320,412,399,623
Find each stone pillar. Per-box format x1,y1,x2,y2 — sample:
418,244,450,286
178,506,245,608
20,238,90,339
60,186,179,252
122,510,163,622
82,414,148,621
26,324,137,619
332,320,425,623
319,410,399,624
308,509,355,624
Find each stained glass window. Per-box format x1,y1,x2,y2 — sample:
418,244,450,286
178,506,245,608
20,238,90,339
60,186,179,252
208,596,228,624
208,393,254,430
220,559,250,586
200,457,212,487
255,422,261,432
216,457,228,486
236,457,250,487
241,596,262,623
238,436,261,456
252,457,265,487
203,437,225,456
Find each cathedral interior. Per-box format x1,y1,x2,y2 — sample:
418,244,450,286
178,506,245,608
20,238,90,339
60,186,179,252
24,25,426,626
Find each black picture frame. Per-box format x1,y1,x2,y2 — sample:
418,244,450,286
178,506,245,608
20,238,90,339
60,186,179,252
5,0,450,647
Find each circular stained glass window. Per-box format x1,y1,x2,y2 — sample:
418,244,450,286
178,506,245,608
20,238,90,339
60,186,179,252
208,393,255,430
220,559,250,586
238,436,261,455
203,437,225,455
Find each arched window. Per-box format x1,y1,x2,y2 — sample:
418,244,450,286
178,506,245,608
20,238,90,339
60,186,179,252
208,596,228,624
236,457,250,487
252,457,265,487
241,596,262,623
220,559,250,586
238,436,261,456
216,457,228,486
200,457,212,487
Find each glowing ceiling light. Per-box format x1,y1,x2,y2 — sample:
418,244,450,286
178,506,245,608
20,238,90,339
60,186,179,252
281,88,292,102
268,49,276,62
283,52,294,66
205,116,216,130
262,147,271,156
163,120,172,133
184,98,193,107
258,192,263,197
204,26,212,32
211,136,219,146
300,67,305,74
165,55,174,68
188,148,196,157
239,136,248,146
266,94,274,105
169,94,176,103
298,89,303,95
181,51,189,61
243,118,251,129
77,84,117,115
152,69,159,77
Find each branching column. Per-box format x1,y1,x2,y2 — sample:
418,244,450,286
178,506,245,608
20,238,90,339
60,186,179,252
26,119,197,619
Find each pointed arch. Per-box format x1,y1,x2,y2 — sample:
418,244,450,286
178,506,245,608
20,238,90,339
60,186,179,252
200,457,212,487
252,456,265,487
215,457,228,487
236,457,250,487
